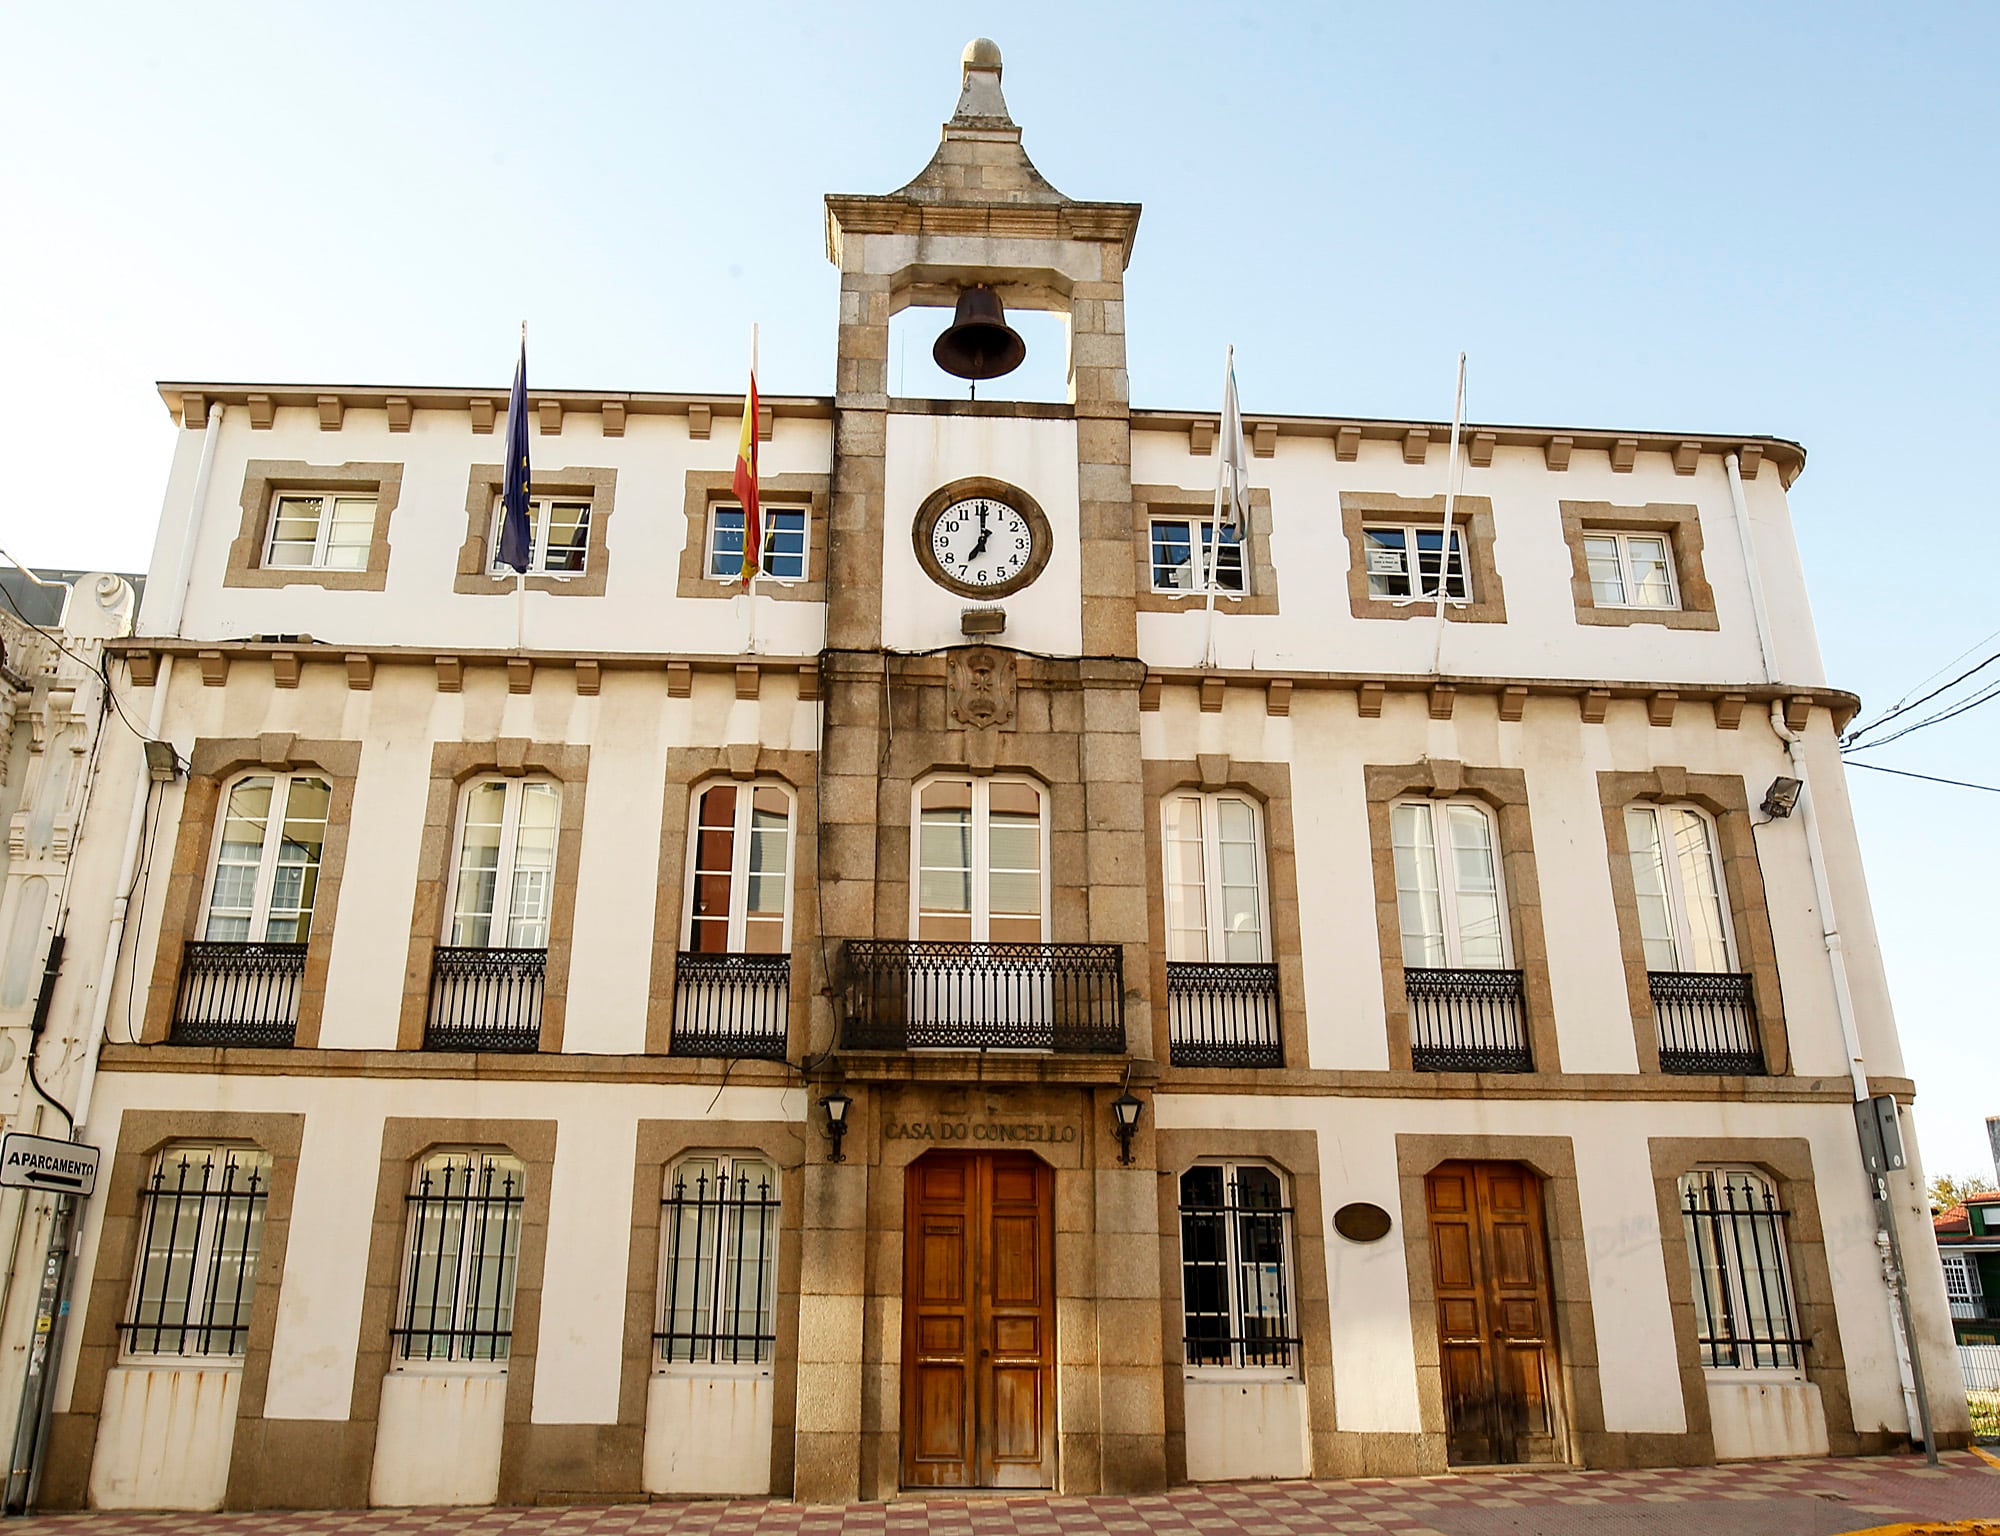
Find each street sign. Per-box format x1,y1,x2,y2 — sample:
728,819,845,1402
0,1134,100,1198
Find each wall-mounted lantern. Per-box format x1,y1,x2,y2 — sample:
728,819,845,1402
1110,1090,1143,1166
821,1089,852,1163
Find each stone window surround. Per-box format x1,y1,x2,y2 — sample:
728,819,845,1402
1561,501,1719,631
677,469,830,603
225,461,399,592
43,1110,305,1511
1645,1137,1867,1457
1364,761,1561,1074
455,466,618,597
143,737,363,1049
1155,1128,1335,1482
646,748,820,1057
1597,769,1790,1076
397,741,590,1052
1142,758,1307,1070
1131,483,1279,617
1340,491,1507,625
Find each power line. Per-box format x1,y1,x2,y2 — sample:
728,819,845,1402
1844,647,2000,747
1844,760,2000,795
1846,675,2000,753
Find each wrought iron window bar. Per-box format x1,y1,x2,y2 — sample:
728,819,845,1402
1406,966,1531,1072
840,939,1125,1053
1651,971,1765,1075
390,1157,525,1363
1681,1178,1809,1370
169,940,306,1048
656,1166,780,1366
1167,961,1283,1067
424,946,546,1052
120,1151,268,1357
670,952,790,1060
1179,1176,1299,1370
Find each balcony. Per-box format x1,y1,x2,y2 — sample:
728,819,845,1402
841,940,1125,1053
670,952,790,1060
1167,961,1282,1067
1950,1296,2000,1322
169,940,306,1047
1651,971,1765,1074
424,946,545,1052
1406,967,1531,1072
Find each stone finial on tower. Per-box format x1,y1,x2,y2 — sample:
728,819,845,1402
950,37,1015,134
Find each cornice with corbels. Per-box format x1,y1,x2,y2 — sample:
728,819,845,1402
163,385,799,440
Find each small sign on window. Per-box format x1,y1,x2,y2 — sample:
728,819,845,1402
1368,550,1406,575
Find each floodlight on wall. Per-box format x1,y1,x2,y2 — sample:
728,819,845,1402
1760,776,1803,819
821,1089,853,1163
143,741,181,783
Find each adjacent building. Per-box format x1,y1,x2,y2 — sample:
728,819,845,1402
12,39,1966,1512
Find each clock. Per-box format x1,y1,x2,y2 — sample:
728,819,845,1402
911,478,1053,600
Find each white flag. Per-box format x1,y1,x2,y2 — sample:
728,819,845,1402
1218,349,1250,536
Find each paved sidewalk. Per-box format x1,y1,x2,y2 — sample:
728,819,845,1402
17,1451,2000,1536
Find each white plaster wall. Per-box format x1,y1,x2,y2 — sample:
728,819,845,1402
643,1374,775,1494
1707,1379,1829,1460
1182,1379,1310,1481
88,1366,240,1510
370,1372,506,1507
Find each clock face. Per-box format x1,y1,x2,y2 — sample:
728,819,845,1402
927,495,1038,592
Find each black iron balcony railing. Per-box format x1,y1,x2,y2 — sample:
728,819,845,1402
1949,1295,2000,1322
841,939,1125,1053
1406,966,1531,1072
671,951,790,1060
1167,961,1283,1067
1651,970,1765,1075
170,940,306,1047
424,946,545,1052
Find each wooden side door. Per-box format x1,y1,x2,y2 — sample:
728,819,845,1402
903,1152,1055,1488
1425,1160,1562,1465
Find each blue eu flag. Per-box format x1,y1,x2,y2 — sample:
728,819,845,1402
496,335,533,573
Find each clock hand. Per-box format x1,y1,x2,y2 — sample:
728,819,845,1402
968,524,991,559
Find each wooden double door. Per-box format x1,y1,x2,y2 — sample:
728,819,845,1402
1425,1160,1565,1466
902,1152,1055,1488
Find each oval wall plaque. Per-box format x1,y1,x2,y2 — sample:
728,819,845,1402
1334,1201,1393,1242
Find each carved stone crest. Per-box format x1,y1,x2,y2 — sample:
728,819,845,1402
948,646,1016,730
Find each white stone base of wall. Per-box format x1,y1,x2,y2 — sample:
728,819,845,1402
369,1372,506,1506
89,1365,241,1510
1707,1377,1829,1461
1183,1378,1311,1481
644,1372,775,1494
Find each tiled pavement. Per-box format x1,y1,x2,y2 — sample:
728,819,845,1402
17,1451,2000,1536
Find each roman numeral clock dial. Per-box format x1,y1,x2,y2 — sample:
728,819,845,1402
912,481,1051,600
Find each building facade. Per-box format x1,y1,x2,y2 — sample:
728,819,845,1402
18,40,1967,1512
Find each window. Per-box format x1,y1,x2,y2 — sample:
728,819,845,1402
1943,1252,1982,1317
707,505,808,582
264,493,376,570
1583,530,1677,609
915,776,1046,942
446,779,560,948
1163,792,1267,962
1391,799,1507,968
121,1145,271,1359
1627,805,1732,972
685,782,793,955
657,1154,779,1369
1178,1163,1297,1373
1679,1168,1804,1372
202,773,332,943
1149,518,1244,594
1364,524,1469,601
392,1150,525,1364
488,495,592,576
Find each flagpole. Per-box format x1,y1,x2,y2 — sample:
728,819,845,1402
516,320,528,652
1200,345,1233,669
744,323,760,656
1431,351,1467,676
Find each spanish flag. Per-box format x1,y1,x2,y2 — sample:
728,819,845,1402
732,372,761,590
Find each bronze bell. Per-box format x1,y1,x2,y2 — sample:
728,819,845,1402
932,285,1027,381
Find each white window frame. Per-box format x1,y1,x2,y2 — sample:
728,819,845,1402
1582,528,1679,609
680,779,797,953
1943,1251,1980,1307
656,1151,781,1377
487,494,593,577
910,774,1051,943
1363,523,1471,603
1626,803,1736,973
706,504,810,584
1391,797,1511,968
262,490,378,570
1679,1166,1805,1379
198,771,333,944
120,1143,272,1364
442,777,561,950
1148,516,1246,595
1161,790,1271,963
1178,1159,1299,1381
392,1148,526,1371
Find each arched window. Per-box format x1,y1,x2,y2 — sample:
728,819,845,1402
684,781,794,954
914,776,1046,943
392,1150,526,1365
1163,792,1268,963
201,773,332,943
122,1144,272,1359
446,779,560,948
1178,1162,1297,1375
1626,804,1733,972
1678,1167,1803,1373
1391,798,1508,968
658,1153,780,1370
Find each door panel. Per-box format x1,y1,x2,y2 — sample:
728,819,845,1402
1425,1160,1563,1466
903,1152,1054,1488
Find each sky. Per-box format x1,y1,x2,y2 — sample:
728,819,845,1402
1,2,1994,1176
